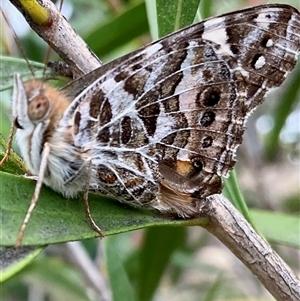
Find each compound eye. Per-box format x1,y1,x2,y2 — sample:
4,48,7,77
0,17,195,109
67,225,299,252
14,117,24,129
27,94,50,121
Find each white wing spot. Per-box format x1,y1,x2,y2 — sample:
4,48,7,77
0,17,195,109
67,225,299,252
265,39,273,47
202,28,234,56
203,17,234,57
143,43,163,57
255,12,274,29
254,55,266,69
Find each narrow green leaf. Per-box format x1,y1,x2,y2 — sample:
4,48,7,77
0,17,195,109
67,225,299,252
264,61,300,160
250,209,300,248
199,0,213,19
0,56,52,91
0,99,12,141
23,258,92,301
145,0,159,40
156,0,201,37
137,227,186,301
223,170,255,225
85,1,149,59
104,236,136,301
0,144,28,175
0,246,43,283
202,272,224,301
0,171,208,247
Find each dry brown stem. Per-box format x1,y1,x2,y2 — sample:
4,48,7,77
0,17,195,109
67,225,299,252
9,0,102,77
203,195,300,301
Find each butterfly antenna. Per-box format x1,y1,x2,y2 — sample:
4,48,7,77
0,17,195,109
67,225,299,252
58,0,64,11
41,0,65,84
0,9,34,168
42,42,52,81
0,8,35,78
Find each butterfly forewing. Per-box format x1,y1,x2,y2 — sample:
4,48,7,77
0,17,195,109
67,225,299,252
14,5,300,219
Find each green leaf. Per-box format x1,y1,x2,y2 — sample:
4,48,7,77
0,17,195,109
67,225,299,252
223,170,255,227
0,171,208,247
0,56,52,91
0,99,12,142
145,0,159,40
0,143,28,175
23,257,92,301
250,209,300,248
85,1,149,59
104,236,136,301
202,272,224,301
137,227,186,301
199,0,213,19
156,0,201,37
264,60,300,160
0,246,44,283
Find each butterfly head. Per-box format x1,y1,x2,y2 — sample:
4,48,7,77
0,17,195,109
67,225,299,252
13,74,54,127
12,73,71,174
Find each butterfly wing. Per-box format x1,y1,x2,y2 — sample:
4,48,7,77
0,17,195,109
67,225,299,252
62,5,300,217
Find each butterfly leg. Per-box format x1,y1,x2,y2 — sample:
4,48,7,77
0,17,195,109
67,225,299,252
63,157,105,238
83,159,105,238
47,61,74,79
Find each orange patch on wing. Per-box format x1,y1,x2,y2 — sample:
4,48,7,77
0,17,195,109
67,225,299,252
175,160,193,177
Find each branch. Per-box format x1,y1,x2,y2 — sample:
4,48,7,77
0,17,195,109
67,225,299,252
9,0,102,77
8,1,300,300
203,195,300,301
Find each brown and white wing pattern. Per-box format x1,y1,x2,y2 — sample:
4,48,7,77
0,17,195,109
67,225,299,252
60,4,300,217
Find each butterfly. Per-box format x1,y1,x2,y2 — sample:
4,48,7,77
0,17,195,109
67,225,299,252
5,4,300,245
